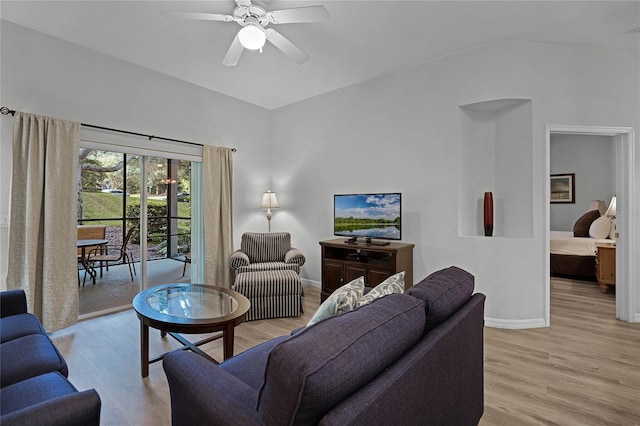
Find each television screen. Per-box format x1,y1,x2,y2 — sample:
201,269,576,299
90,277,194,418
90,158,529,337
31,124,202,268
334,193,401,241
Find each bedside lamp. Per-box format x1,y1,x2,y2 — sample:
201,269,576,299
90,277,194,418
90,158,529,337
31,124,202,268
259,190,280,233
587,200,607,215
605,195,617,240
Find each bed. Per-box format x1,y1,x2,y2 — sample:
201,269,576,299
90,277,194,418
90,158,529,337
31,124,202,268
549,231,610,280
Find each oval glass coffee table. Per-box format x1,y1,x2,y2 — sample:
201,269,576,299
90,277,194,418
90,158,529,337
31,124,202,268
133,283,250,377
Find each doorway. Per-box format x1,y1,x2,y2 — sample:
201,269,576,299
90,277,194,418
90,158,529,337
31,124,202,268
545,125,637,323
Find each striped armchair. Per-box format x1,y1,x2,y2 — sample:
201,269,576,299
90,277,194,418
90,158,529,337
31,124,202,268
229,232,306,275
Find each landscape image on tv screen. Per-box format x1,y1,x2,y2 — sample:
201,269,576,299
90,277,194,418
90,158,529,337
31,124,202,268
334,193,401,240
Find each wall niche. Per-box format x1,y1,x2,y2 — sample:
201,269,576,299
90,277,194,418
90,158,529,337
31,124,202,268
458,98,533,238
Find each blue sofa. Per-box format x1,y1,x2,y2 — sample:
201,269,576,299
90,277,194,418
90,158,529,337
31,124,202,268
163,266,485,425
0,289,101,426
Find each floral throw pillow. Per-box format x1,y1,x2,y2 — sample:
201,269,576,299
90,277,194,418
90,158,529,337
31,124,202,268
357,271,405,307
307,276,365,326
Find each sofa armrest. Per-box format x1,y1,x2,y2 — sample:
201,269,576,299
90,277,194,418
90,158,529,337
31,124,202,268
1,290,28,318
229,250,250,271
285,248,306,267
1,389,101,426
163,351,261,426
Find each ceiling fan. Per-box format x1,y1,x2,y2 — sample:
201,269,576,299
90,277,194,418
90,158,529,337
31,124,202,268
162,0,329,66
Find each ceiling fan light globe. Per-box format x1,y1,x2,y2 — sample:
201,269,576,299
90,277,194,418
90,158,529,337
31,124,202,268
238,24,266,50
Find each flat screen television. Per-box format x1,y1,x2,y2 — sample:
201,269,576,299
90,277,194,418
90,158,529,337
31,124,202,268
334,193,401,244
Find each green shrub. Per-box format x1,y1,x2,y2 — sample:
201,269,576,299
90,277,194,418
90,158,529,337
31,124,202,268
126,204,167,244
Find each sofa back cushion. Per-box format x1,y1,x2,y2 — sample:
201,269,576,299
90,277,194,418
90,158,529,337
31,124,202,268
241,232,291,263
406,266,474,331
257,294,426,426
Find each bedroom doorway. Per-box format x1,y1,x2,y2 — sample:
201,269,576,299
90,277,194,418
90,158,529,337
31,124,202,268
545,125,637,324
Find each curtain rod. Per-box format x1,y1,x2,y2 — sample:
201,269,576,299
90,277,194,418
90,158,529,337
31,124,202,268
0,106,237,152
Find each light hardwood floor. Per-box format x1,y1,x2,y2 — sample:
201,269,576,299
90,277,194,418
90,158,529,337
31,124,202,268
52,279,640,425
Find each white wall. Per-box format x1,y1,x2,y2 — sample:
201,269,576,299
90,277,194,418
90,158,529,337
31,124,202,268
550,134,615,230
459,99,533,238
270,41,640,327
0,20,271,288
2,20,639,326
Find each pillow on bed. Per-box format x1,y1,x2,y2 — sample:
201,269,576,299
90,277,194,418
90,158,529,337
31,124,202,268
573,210,601,237
589,215,611,239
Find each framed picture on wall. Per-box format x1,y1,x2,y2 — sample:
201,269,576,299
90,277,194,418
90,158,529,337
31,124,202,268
550,173,575,203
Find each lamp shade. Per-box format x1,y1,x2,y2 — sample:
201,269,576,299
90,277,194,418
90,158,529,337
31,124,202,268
238,24,266,50
587,200,607,215
260,191,279,210
605,195,616,218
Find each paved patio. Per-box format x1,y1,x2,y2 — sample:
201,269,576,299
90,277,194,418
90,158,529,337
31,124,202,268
78,257,190,317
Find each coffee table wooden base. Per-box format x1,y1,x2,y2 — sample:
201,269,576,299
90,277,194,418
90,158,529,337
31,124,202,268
133,284,250,378
139,320,237,377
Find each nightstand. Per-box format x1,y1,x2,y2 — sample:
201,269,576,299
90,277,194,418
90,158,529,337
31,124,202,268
595,242,616,293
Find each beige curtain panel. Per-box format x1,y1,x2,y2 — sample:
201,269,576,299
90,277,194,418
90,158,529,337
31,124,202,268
203,146,234,288
6,112,80,332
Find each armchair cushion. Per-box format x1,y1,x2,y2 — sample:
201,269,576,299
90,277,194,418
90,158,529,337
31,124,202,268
240,232,291,263
235,262,301,274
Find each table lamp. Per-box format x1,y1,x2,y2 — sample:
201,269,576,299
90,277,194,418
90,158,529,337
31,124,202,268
260,190,280,232
587,200,607,215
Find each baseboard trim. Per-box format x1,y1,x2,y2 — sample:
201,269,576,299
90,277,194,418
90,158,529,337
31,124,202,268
484,317,547,329
79,304,132,321
301,279,320,288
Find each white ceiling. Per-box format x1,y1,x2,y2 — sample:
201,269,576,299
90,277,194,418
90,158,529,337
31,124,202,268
1,1,639,110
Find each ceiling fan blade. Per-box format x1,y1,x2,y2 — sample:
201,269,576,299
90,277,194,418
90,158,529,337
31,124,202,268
223,33,244,66
268,6,329,24
161,11,235,22
265,29,310,65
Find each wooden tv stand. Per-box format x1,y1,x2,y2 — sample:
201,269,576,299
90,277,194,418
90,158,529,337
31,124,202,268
319,238,414,301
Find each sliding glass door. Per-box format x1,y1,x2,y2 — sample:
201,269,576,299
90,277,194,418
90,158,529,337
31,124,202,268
77,147,201,316
143,157,193,288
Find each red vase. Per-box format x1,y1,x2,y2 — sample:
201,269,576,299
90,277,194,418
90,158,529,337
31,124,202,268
484,192,493,237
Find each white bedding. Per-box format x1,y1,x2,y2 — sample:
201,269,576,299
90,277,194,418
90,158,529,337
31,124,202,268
550,231,610,257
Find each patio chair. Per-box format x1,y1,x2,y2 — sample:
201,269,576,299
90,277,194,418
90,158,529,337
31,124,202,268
182,250,191,277
83,227,137,286
77,224,107,284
